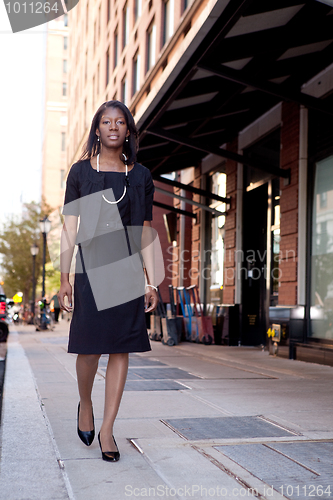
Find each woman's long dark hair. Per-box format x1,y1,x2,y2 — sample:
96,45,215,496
79,101,138,165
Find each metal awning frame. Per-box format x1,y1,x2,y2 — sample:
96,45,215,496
153,200,197,220
147,127,290,180
155,186,227,217
137,0,333,182
154,175,231,203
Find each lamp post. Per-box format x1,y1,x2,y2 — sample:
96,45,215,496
39,217,51,298
30,243,39,319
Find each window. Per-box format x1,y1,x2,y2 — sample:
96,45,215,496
92,75,95,106
210,172,226,292
63,14,68,26
106,49,110,87
132,53,140,95
98,4,101,42
94,20,96,52
97,62,100,96
75,82,78,107
63,36,68,50
61,132,66,151
62,82,67,96
114,28,118,68
320,192,327,208
163,0,174,46
121,75,127,105
310,155,333,340
147,22,156,72
123,3,129,49
107,0,111,22
86,2,89,32
63,59,67,73
85,50,88,83
134,0,142,22
84,98,87,128
182,0,188,12
60,169,65,189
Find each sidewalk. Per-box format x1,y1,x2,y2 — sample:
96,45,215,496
0,321,332,500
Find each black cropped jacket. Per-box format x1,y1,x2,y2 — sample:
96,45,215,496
62,159,155,247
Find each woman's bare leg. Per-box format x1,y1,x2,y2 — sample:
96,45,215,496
76,354,100,431
99,352,129,452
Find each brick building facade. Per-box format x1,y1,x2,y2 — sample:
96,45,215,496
63,0,333,364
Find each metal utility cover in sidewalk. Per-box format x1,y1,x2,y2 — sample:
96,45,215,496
164,416,297,440
216,442,333,499
124,380,190,391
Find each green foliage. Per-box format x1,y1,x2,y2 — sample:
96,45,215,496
0,201,54,303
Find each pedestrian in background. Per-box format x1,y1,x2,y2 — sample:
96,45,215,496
51,292,61,322
58,100,158,462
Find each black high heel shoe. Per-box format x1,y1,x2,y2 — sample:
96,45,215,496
98,432,120,462
77,402,95,446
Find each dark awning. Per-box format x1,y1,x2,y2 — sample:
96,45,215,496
136,0,333,178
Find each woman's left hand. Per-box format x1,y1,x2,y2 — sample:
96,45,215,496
144,288,159,313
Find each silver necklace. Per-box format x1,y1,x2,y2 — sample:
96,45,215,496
97,153,128,205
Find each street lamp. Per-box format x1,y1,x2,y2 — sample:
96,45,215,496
30,243,39,319
39,217,51,298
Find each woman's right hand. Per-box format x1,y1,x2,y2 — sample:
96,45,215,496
58,281,73,312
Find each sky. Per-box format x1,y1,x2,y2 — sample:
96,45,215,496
0,3,47,226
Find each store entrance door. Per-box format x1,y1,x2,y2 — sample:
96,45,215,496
241,183,268,346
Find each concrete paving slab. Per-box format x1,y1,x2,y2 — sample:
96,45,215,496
133,436,246,499
145,354,275,379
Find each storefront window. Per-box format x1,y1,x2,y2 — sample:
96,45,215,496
210,173,226,295
271,178,280,306
310,155,333,340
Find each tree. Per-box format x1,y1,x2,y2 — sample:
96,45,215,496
0,201,54,303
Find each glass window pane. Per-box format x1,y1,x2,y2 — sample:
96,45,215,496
133,53,140,95
114,29,118,68
122,77,127,105
123,3,129,48
163,0,174,45
310,155,333,340
210,172,226,292
61,132,66,151
60,169,65,189
147,24,156,71
106,49,110,87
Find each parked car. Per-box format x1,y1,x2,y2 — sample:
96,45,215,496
0,293,6,319
0,293,9,343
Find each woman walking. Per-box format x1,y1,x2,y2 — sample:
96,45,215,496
58,101,158,462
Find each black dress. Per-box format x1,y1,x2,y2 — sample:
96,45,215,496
66,166,152,355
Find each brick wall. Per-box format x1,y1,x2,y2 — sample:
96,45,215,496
223,139,238,305
279,102,300,306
